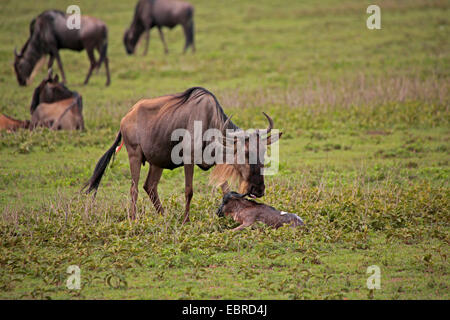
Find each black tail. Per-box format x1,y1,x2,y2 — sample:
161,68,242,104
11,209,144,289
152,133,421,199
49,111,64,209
182,6,194,52
83,131,122,194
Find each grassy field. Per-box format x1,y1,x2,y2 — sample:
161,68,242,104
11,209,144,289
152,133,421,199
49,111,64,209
0,0,449,299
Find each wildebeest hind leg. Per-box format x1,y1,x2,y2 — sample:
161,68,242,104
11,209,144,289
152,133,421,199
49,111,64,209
182,164,194,224
128,150,142,220
143,165,164,214
103,56,110,86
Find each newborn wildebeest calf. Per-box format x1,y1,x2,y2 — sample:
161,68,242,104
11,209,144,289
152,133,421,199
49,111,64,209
217,192,305,231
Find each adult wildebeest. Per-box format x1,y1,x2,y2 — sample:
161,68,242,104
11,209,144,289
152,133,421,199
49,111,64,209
0,114,30,131
84,87,281,222
14,10,110,86
124,0,195,55
30,69,76,114
216,192,305,231
31,94,84,130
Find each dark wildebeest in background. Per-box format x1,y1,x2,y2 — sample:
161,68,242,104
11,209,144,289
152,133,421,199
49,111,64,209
14,10,110,86
0,114,30,131
124,0,195,55
31,93,84,131
84,87,281,222
217,192,304,231
30,69,76,114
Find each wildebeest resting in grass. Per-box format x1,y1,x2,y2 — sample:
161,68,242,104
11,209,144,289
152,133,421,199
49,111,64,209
30,69,76,114
31,93,84,130
0,114,30,131
84,87,281,222
124,0,195,55
14,10,110,86
217,191,304,231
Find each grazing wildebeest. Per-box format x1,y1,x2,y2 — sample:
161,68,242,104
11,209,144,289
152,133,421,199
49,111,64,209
31,94,84,130
0,114,30,131
124,0,195,55
14,10,110,86
84,87,281,222
30,69,76,114
216,192,305,231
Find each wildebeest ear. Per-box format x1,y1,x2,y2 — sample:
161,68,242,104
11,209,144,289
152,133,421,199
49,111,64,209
29,85,41,114
266,132,283,145
53,74,59,83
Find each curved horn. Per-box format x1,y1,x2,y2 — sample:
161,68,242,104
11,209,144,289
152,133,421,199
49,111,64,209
221,115,237,144
262,112,273,135
221,115,233,135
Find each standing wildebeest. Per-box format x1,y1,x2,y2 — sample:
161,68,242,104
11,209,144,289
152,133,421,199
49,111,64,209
31,94,84,131
84,87,281,222
0,114,30,131
124,0,195,55
14,10,110,86
30,69,76,114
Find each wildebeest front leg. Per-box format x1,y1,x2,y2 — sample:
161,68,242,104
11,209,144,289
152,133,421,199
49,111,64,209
47,55,55,70
183,164,194,224
158,27,169,54
143,29,150,56
143,165,164,214
83,48,96,85
232,220,253,232
53,52,66,83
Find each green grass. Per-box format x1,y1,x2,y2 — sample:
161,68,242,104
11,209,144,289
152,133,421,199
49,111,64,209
0,0,449,299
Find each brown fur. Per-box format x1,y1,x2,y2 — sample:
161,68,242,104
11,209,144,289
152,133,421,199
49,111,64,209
0,114,30,132
217,192,305,231
30,68,75,114
124,0,195,55
85,87,281,223
14,10,110,86
31,95,84,130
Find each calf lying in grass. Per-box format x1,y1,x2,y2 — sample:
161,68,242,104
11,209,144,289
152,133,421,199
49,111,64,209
216,192,305,231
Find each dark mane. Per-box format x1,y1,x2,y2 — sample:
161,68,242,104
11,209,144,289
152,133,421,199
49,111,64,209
130,2,146,34
170,86,240,131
